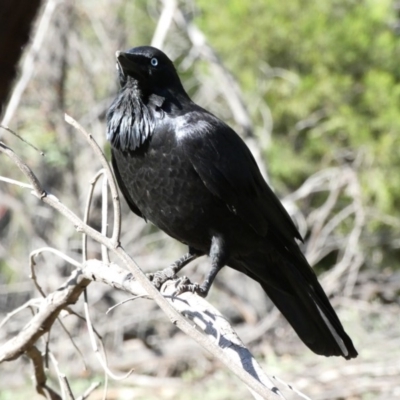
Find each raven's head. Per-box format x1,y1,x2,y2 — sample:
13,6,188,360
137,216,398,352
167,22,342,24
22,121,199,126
115,46,187,99
107,46,189,152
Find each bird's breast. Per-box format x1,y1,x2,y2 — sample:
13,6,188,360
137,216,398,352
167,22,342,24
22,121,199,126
113,135,222,249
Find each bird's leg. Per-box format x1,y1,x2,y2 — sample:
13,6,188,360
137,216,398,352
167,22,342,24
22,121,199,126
147,249,200,289
175,262,223,298
174,235,227,298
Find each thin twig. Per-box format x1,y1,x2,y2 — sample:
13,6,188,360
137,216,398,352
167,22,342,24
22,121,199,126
29,251,48,298
76,382,100,400
29,247,82,299
106,295,148,314
0,175,34,189
0,125,44,155
82,169,106,262
83,289,134,380
56,317,88,372
30,247,82,269
64,114,121,246
60,374,75,400
0,141,45,196
0,298,42,329
48,352,69,400
101,174,110,263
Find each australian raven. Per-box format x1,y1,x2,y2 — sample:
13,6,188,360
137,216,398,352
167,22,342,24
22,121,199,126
106,46,357,359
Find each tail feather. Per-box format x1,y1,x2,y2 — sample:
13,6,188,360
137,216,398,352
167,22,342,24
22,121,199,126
231,254,358,359
260,279,356,358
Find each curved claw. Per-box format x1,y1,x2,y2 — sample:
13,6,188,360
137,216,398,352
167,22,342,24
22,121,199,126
172,277,208,297
146,267,176,289
147,252,200,290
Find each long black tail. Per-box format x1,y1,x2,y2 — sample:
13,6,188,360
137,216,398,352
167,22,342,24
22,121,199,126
230,252,358,359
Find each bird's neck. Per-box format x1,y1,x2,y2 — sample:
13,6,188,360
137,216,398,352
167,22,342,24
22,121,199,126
106,87,157,152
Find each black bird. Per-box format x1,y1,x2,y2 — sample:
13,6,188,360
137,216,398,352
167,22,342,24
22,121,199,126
106,45,358,359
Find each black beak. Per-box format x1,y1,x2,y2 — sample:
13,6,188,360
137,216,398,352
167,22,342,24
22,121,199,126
116,51,146,80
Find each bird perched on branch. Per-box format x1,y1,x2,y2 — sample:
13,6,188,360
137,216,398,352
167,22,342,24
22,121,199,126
106,45,357,359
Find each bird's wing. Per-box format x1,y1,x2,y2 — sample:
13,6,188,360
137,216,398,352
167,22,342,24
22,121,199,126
183,116,326,291
182,117,301,247
111,150,144,218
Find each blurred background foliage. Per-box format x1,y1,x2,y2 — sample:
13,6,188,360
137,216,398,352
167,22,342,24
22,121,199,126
195,0,400,274
1,0,400,399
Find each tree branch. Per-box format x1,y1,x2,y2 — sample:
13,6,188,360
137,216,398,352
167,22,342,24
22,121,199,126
0,128,283,399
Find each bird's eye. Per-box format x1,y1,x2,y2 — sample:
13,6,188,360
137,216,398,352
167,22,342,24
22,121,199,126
151,57,158,67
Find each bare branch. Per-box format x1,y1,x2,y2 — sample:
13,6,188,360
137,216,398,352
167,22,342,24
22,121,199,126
0,268,90,362
26,346,62,400
161,278,284,400
0,126,283,399
0,256,283,399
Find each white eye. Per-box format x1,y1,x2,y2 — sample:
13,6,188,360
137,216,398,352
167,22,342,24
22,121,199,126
151,57,158,66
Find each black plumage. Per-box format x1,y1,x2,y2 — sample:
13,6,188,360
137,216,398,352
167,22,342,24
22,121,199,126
106,46,357,359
